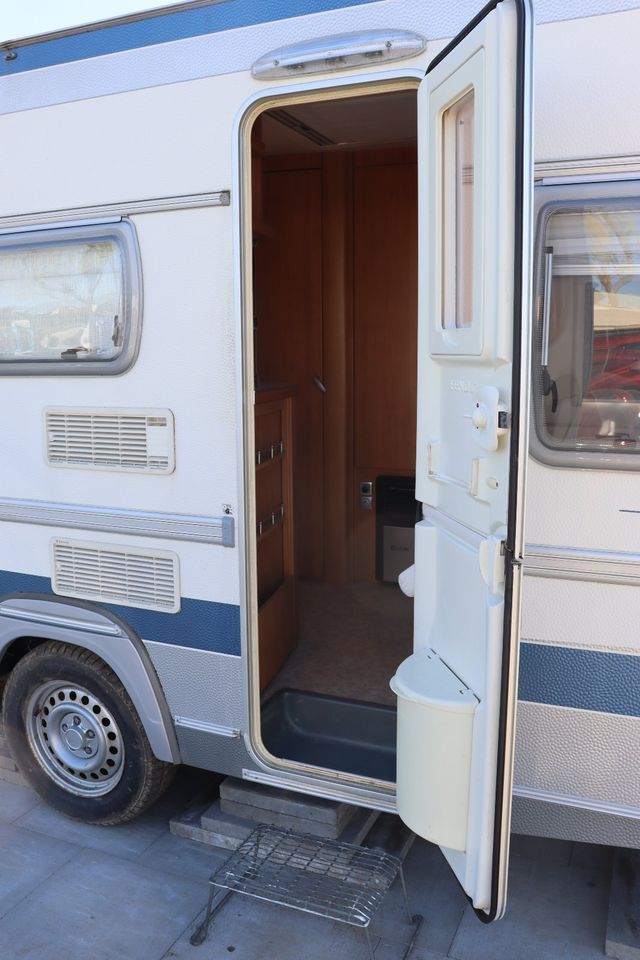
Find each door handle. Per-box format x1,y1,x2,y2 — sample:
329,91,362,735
312,376,327,393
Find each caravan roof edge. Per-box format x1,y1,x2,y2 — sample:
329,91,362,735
0,0,380,76
0,0,230,50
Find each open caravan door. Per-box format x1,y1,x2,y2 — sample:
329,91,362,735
390,0,533,921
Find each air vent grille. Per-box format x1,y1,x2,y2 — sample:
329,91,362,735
45,408,175,473
52,539,180,613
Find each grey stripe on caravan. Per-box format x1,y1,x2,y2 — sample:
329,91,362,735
0,190,230,232
514,700,640,808
0,497,234,546
524,543,640,585
513,784,640,821
2,0,635,116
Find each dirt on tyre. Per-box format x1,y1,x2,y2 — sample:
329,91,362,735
2,641,175,824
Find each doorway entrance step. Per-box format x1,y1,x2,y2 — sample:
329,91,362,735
261,688,398,782
170,775,391,851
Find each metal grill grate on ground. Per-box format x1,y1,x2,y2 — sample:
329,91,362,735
209,824,402,928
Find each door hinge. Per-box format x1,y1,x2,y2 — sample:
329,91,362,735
502,542,522,569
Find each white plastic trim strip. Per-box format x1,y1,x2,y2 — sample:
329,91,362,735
0,604,123,635
242,768,397,812
524,543,640,585
513,783,640,820
174,717,241,738
0,191,230,231
0,497,234,546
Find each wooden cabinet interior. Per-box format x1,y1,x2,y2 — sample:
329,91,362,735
253,160,324,579
253,142,417,585
255,388,297,690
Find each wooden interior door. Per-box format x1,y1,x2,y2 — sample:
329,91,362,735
352,149,418,581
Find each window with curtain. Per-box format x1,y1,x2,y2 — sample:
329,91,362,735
0,222,139,374
534,200,640,461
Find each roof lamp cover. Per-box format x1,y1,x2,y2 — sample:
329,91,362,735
252,30,426,79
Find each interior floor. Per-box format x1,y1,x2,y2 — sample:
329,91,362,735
264,581,414,706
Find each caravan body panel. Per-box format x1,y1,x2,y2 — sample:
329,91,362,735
1,0,640,846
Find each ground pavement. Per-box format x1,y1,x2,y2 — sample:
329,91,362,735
0,773,613,960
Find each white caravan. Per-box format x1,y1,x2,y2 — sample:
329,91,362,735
0,0,638,921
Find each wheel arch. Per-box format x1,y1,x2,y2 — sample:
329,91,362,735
0,594,180,764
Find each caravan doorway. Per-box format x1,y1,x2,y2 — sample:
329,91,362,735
247,87,419,785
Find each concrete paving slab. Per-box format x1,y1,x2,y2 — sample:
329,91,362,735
0,724,27,788
339,806,380,845
0,849,207,960
573,842,615,871
605,849,640,960
375,944,450,960
152,767,219,818
218,797,346,838
371,840,467,956
14,801,169,860
0,785,617,960
200,798,256,844
364,813,415,860
0,766,29,787
174,797,253,850
450,855,610,960
510,833,573,865
0,821,80,919
162,895,379,960
0,781,41,823
198,798,379,852
138,831,228,885
219,778,356,829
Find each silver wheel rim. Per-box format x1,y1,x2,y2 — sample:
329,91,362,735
26,681,125,797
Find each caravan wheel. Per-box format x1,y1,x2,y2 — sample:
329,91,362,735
2,642,175,824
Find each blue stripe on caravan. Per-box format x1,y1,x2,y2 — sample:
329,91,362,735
519,642,640,718
2,566,638,704
0,570,241,656
1,0,380,76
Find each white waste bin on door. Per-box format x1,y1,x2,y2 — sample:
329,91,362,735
390,648,478,851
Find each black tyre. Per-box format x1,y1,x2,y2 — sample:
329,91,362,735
2,641,175,824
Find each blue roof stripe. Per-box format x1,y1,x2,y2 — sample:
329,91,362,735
1,0,379,77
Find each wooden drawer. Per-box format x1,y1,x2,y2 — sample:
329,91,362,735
255,388,297,689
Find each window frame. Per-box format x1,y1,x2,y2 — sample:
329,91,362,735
0,218,142,376
531,179,640,471
428,49,485,358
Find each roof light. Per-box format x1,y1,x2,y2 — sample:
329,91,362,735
251,30,426,80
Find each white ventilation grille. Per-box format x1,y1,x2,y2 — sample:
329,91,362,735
51,539,180,613
45,408,175,474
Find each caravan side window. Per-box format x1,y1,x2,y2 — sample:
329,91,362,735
532,197,640,467
0,221,141,375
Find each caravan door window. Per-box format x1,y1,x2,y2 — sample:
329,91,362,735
533,199,640,464
0,221,141,375
442,88,475,331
